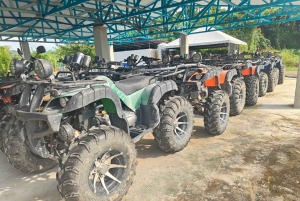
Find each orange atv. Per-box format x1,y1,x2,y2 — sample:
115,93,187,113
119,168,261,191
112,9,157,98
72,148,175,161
202,54,262,107
178,64,245,135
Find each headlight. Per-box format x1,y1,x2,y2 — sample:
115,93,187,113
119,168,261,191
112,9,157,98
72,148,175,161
127,58,135,66
177,74,183,78
71,52,84,70
82,55,91,68
192,53,202,63
59,97,69,108
162,55,170,64
34,59,53,78
10,58,26,76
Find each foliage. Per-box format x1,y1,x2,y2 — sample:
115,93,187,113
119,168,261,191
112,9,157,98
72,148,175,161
225,27,270,52
0,46,13,76
33,49,60,71
280,49,299,69
55,44,95,60
199,48,228,55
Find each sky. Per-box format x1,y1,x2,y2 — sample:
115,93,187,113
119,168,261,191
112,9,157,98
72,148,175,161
0,41,57,51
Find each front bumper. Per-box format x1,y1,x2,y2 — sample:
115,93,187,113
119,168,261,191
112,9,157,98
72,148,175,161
12,107,62,138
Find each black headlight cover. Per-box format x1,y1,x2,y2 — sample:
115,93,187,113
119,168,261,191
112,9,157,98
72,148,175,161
63,56,72,65
11,58,26,76
34,59,53,78
162,55,170,64
82,55,91,68
71,52,84,70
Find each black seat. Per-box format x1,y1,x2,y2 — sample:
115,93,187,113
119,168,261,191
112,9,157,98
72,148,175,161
115,76,155,95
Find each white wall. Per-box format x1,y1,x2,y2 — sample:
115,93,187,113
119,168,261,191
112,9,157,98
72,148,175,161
114,49,158,62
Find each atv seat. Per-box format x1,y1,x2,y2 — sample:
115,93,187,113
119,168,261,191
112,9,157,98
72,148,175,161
115,76,155,95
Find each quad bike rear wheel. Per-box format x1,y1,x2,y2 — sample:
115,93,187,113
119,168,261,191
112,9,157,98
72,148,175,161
229,78,246,116
278,65,285,84
259,71,268,97
153,96,194,152
267,69,276,92
57,126,137,201
204,90,230,135
4,118,57,173
245,75,259,106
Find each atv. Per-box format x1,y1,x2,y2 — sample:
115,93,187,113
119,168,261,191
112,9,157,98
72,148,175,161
0,46,48,151
273,52,285,85
0,48,87,152
139,55,234,135
261,52,285,88
201,53,261,107
0,46,46,116
5,58,194,201
256,52,279,94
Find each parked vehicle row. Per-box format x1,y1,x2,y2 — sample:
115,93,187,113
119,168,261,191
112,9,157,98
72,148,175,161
0,48,285,201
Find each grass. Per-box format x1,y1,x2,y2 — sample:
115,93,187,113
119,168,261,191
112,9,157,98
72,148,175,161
280,49,299,71
286,67,298,71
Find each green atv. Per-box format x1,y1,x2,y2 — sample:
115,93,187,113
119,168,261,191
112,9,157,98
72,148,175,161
6,62,194,201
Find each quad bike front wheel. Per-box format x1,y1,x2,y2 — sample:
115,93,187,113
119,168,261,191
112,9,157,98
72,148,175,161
0,115,15,152
4,117,57,173
278,65,285,84
204,90,230,135
0,105,11,120
244,75,259,106
57,126,137,201
229,78,246,116
153,96,194,152
267,69,276,92
259,71,268,97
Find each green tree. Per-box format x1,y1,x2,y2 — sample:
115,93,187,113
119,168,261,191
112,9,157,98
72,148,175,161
55,44,96,60
0,46,13,76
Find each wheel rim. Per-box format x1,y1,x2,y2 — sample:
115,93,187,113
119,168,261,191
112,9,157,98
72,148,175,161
263,78,267,91
255,79,259,94
219,102,228,125
238,88,244,103
88,149,127,195
173,111,188,140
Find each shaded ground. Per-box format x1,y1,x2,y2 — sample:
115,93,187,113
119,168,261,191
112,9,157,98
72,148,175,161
0,78,299,201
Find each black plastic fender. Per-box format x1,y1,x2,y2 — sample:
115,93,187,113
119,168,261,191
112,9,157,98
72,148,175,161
148,80,178,104
223,69,238,96
256,65,264,77
200,68,223,83
142,80,178,129
60,85,129,133
0,83,24,98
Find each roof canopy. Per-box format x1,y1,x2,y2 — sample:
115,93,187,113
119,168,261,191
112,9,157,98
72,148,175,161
113,40,163,52
164,27,246,49
0,0,300,44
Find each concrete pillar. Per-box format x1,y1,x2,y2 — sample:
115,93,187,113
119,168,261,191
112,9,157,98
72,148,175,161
93,25,111,61
109,45,114,61
180,33,189,56
19,41,31,60
294,59,300,108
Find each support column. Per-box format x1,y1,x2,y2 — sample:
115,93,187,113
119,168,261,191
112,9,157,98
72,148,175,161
180,33,189,56
19,41,31,60
93,25,111,61
294,59,300,108
109,45,114,61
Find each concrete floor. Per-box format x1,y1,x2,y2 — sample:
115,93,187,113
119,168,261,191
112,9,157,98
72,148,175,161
0,78,300,201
